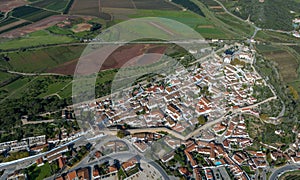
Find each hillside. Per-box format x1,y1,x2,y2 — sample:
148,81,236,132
220,0,300,31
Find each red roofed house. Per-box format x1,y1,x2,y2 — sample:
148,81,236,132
122,158,138,171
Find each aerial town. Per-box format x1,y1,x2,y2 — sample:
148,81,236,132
1,42,299,180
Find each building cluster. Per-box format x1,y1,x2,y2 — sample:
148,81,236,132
292,18,300,38
0,135,46,153
0,128,84,158
35,145,69,168
3,44,287,180
55,168,90,180
92,157,139,180
131,132,163,152
74,45,265,140
158,112,300,179
160,129,261,179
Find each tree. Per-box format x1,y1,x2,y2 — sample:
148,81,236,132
198,115,207,125
260,114,269,121
117,130,125,138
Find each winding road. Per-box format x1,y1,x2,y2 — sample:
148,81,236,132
270,163,300,180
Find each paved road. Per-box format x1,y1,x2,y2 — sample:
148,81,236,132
270,164,300,180
0,137,84,169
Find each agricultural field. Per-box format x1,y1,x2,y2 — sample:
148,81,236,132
199,0,222,8
70,0,180,20
0,71,18,86
31,0,71,12
69,0,103,17
256,45,299,83
128,9,227,39
0,75,72,100
11,5,58,22
0,15,81,38
0,69,117,100
48,44,168,75
100,0,135,9
0,0,28,12
0,76,32,100
131,0,180,10
0,17,19,27
0,19,29,34
215,13,254,37
0,45,85,72
255,31,300,43
0,30,76,50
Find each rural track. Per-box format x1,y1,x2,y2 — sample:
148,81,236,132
6,70,67,76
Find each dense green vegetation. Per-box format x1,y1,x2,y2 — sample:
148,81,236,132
27,162,59,180
0,68,117,142
0,151,29,162
252,55,299,149
245,115,294,149
220,0,300,30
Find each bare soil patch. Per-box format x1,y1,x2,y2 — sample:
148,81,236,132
0,19,28,32
72,23,92,33
0,0,27,12
0,15,76,38
47,44,168,75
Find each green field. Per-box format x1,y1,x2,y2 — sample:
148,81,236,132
28,162,52,180
128,9,228,39
0,71,17,84
0,45,85,72
0,76,71,100
0,30,76,50
36,78,72,98
0,69,117,101
215,13,254,37
255,44,281,53
31,0,71,12
0,77,32,100
255,31,300,43
47,25,74,35
58,82,72,98
12,6,58,22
